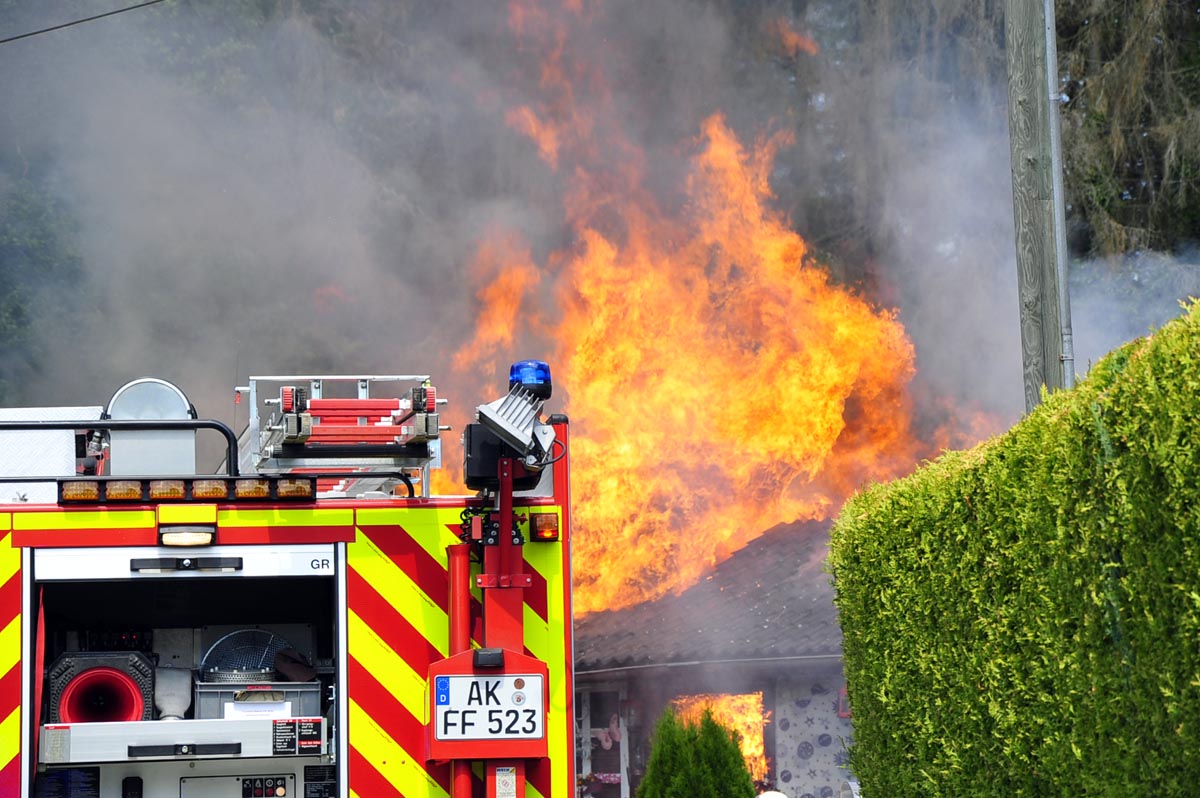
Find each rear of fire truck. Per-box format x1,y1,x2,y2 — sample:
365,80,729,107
0,362,574,798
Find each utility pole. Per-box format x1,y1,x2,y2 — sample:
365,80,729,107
1005,0,1075,412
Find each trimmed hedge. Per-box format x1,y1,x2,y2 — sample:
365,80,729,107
829,300,1200,796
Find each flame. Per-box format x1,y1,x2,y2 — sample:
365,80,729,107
766,17,820,58
451,0,967,614
673,693,770,781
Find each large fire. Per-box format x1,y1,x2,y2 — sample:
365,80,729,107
673,693,770,781
449,0,965,614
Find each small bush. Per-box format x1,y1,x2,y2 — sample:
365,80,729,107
637,708,756,798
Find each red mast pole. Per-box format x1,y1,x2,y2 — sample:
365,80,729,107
448,543,475,798
482,457,528,798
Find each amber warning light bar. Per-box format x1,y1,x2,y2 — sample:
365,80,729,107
57,475,317,504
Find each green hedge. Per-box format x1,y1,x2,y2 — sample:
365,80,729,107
829,300,1200,796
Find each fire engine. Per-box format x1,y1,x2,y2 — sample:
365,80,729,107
0,361,574,798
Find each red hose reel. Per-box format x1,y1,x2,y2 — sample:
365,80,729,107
46,652,155,723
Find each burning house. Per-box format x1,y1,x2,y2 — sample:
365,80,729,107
573,520,855,798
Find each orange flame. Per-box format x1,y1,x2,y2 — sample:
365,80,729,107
673,693,771,781
766,17,819,58
451,0,959,615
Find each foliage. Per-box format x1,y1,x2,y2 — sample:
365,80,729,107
829,300,1200,796
1057,0,1200,254
637,708,757,798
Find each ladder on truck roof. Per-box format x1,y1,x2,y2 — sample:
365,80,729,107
236,374,446,497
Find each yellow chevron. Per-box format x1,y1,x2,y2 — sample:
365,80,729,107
0,515,9,532
347,510,571,798
346,609,426,722
0,706,18,779
0,616,19,680
519,512,561,582
350,529,448,657
13,510,155,530
218,508,354,527
355,507,464,566
349,698,448,798
0,532,19,587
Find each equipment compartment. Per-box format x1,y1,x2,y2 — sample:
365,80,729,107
36,566,336,729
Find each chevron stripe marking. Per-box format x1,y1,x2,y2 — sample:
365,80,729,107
349,531,448,656
0,615,18,683
0,538,18,604
348,698,448,798
347,569,442,675
348,744,401,798
356,508,463,564
0,753,17,797
0,532,19,787
347,656,449,790
356,525,451,614
523,558,548,623
0,705,18,789
346,609,427,721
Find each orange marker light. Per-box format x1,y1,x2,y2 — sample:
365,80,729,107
529,512,559,542
60,482,101,502
148,480,186,500
104,480,144,501
234,479,271,499
276,478,314,499
191,479,229,500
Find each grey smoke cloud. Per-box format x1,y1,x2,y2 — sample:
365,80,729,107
3,0,1192,478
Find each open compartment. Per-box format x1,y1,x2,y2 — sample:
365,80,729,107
32,545,338,766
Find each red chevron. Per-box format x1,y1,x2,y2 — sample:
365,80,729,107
347,656,449,793
358,525,451,613
347,567,443,673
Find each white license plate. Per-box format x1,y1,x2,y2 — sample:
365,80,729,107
433,674,544,740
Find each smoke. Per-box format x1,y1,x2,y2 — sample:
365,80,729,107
1069,248,1200,374
2,1,1192,484
0,3,727,433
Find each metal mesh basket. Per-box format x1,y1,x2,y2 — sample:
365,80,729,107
198,629,294,683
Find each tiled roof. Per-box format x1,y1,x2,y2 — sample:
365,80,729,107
573,519,842,672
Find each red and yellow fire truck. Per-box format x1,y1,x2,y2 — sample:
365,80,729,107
0,362,574,798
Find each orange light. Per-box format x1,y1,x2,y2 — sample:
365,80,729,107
191,479,229,500
276,478,314,499
104,480,144,501
60,482,101,502
529,513,559,542
234,479,270,499
148,480,186,500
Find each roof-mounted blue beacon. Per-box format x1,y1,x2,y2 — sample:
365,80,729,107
508,359,552,401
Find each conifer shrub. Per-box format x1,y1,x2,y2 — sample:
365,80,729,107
830,301,1200,796
637,707,756,798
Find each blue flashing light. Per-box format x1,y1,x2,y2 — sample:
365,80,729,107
508,359,552,400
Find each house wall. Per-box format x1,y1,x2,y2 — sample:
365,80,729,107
577,659,854,798
771,664,855,798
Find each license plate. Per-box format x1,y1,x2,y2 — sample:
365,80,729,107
433,674,544,741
